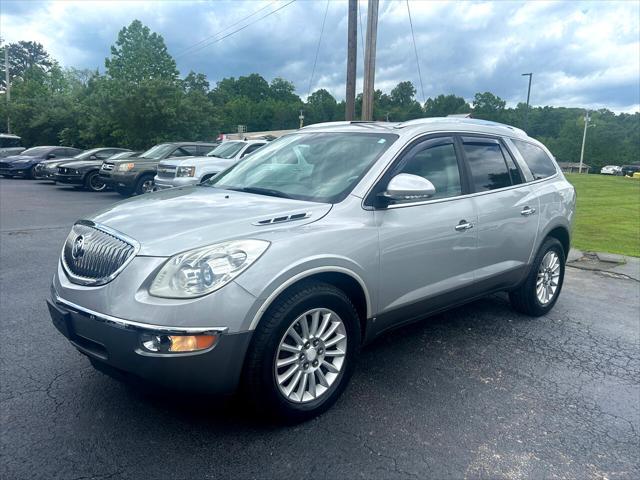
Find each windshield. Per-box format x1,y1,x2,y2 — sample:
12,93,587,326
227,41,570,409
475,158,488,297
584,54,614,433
109,151,136,160
140,144,174,160
208,141,245,159
20,147,51,156
209,132,398,203
74,148,102,160
0,137,21,148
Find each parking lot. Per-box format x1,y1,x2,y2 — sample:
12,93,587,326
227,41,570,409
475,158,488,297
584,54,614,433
1,178,639,479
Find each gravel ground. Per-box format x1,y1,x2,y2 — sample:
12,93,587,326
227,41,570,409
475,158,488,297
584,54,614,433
1,178,639,480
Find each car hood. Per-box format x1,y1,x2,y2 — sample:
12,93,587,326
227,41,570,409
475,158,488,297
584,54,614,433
59,160,101,169
88,186,332,256
40,157,76,167
159,156,207,167
2,154,40,163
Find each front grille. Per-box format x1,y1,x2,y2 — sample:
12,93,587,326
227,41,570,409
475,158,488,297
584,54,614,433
61,222,138,286
156,164,176,180
0,162,10,169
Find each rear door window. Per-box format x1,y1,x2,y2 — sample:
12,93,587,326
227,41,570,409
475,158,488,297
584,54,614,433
512,139,557,180
461,137,514,192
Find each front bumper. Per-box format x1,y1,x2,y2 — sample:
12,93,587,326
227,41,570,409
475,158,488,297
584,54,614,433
154,175,199,190
48,295,252,394
55,173,83,185
0,165,30,176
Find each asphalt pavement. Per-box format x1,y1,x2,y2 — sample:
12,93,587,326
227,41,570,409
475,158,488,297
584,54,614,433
1,178,639,480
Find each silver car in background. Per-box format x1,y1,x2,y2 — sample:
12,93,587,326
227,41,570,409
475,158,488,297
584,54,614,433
49,118,575,421
154,140,267,190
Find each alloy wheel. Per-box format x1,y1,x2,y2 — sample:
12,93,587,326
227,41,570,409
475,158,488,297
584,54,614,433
536,251,561,305
274,308,347,403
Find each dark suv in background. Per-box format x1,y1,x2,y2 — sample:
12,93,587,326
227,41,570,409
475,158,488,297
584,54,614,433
54,148,132,191
99,142,219,196
0,146,83,179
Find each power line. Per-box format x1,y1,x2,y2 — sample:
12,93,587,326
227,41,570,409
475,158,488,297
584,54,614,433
176,1,278,58
307,0,330,99
406,0,425,104
176,0,297,60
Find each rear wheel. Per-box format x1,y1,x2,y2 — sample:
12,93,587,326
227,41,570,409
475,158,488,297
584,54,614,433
84,171,107,192
242,281,360,423
134,174,155,195
509,237,565,316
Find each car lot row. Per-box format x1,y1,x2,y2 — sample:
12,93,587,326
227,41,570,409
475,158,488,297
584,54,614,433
0,138,269,195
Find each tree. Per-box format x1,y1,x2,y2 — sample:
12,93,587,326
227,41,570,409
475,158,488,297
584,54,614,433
0,41,53,89
105,20,178,83
270,77,298,103
472,91,506,121
390,81,417,107
423,94,470,117
306,89,338,125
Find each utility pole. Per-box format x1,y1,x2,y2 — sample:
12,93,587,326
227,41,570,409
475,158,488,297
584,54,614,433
361,0,379,121
345,0,357,121
4,47,10,133
521,72,532,132
579,110,590,174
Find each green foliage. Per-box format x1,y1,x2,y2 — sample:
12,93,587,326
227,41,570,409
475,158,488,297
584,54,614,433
1,20,638,172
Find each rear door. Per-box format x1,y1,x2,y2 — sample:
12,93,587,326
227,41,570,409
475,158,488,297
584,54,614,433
460,135,539,287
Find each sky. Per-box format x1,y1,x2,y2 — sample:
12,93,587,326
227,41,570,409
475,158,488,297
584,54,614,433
1,0,639,112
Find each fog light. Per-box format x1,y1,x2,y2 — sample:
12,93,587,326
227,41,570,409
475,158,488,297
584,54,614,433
141,333,218,353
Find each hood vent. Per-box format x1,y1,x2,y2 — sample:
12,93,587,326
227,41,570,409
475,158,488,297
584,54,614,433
252,212,311,226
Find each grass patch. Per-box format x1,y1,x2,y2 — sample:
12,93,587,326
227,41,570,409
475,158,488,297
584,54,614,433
565,173,640,257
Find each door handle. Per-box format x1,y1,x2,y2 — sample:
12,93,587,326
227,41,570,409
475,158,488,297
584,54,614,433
520,206,536,216
455,220,473,231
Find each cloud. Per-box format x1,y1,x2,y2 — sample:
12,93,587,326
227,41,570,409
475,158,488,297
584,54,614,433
1,0,638,112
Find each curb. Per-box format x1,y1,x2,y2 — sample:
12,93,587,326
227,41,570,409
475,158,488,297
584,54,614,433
567,249,640,282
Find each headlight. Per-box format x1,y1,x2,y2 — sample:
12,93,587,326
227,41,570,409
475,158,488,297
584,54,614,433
149,239,270,298
118,162,135,172
176,166,196,177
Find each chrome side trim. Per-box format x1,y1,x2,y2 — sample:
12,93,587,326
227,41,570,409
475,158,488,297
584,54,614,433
248,266,372,330
53,295,228,335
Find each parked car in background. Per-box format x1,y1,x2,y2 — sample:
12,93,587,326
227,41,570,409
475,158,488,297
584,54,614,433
621,164,640,177
99,142,219,196
0,146,83,179
0,133,25,158
37,147,127,182
49,118,575,421
154,140,267,190
600,165,622,175
54,148,132,191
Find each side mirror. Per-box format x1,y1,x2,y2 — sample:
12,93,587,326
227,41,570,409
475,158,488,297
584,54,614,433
46,153,56,159
89,155,98,160
378,173,436,205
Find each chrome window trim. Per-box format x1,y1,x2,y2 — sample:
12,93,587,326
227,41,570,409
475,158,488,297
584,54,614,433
60,220,141,287
53,294,228,335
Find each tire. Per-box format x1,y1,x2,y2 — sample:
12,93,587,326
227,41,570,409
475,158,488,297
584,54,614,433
134,174,155,195
28,166,38,179
242,281,361,423
509,237,565,316
84,171,107,192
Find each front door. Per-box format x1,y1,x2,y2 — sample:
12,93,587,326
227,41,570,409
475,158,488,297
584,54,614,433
373,136,478,334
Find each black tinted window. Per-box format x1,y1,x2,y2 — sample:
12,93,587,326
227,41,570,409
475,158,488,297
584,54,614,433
512,140,557,180
503,150,524,185
398,140,462,199
243,143,264,156
463,141,511,192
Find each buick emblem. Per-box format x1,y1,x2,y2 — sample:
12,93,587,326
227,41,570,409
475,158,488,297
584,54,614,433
72,235,85,260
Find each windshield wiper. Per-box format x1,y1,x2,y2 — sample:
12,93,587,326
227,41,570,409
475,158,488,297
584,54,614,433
229,187,292,199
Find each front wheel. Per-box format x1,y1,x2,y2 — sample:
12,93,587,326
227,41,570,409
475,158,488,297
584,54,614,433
509,237,565,316
84,171,107,192
134,174,155,195
242,281,361,423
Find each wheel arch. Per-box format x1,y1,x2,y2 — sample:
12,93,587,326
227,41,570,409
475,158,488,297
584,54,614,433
248,267,372,340
545,225,570,259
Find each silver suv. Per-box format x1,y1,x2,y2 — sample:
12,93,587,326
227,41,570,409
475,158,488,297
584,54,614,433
48,118,576,421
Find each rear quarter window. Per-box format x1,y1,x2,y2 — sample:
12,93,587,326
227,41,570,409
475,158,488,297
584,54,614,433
512,139,557,180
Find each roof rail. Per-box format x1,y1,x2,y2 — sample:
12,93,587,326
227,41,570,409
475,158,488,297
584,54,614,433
395,117,527,136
